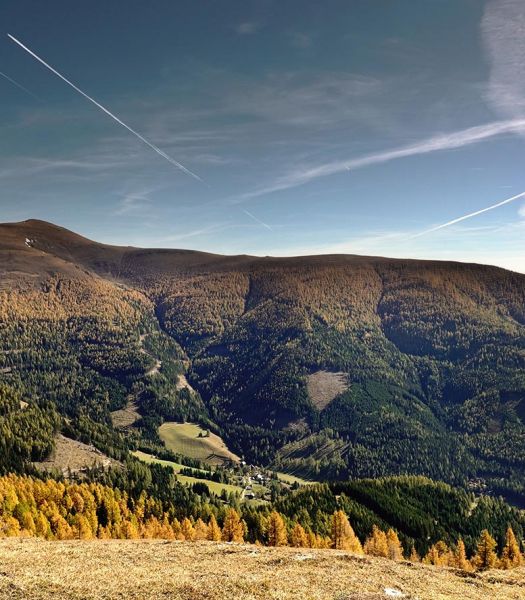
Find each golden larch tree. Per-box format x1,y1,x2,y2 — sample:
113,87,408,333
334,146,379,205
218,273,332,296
193,518,209,541
472,530,498,571
500,527,522,569
181,517,195,541
267,511,288,547
452,539,471,571
331,510,362,553
364,525,388,557
386,529,403,560
290,523,308,548
207,515,222,541
423,540,451,567
409,545,420,562
222,508,244,543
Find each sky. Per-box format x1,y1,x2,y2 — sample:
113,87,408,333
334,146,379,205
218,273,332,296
0,0,524,272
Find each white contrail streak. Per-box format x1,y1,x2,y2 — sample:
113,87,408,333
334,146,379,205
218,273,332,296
7,33,204,183
242,209,273,231
239,119,525,201
0,70,39,100
411,190,525,238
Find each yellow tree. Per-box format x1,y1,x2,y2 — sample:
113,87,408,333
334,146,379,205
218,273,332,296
452,539,471,571
472,530,498,571
290,523,308,548
409,546,420,562
307,530,318,549
423,541,451,566
222,508,244,543
207,515,222,541
19,511,36,536
267,511,288,547
160,516,175,540
171,518,183,541
331,510,362,553
122,519,139,540
500,527,522,569
364,525,388,558
386,529,403,561
193,518,209,541
181,517,195,541
75,515,94,540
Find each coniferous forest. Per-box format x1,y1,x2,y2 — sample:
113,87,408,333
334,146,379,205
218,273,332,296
0,219,525,575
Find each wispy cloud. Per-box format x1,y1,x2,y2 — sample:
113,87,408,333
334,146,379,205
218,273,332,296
235,22,261,35
114,189,155,216
0,156,127,181
289,32,313,49
239,119,525,200
161,223,232,243
482,0,525,123
8,33,204,183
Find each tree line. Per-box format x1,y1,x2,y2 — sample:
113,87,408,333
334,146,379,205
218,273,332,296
0,475,522,573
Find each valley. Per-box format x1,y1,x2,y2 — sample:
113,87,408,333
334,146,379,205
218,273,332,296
0,219,524,583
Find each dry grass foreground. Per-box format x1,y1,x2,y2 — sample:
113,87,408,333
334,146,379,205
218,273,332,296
1,539,524,600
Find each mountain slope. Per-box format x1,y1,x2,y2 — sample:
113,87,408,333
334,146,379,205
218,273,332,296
2,538,524,600
1,219,524,500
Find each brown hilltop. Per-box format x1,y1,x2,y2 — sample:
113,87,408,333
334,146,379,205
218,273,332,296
2,217,523,276
2,217,524,331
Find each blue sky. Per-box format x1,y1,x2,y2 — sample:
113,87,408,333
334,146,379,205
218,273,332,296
1,0,524,272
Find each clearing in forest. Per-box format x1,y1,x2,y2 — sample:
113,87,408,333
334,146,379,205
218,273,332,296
33,434,117,476
307,370,349,410
110,398,141,428
159,422,240,466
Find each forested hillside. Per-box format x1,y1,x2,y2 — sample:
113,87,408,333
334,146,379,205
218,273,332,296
1,219,525,504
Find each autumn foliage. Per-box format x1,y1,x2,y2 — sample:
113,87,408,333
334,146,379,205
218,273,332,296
0,475,522,574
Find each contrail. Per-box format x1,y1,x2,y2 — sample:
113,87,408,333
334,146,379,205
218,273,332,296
242,209,273,231
7,33,203,183
411,190,525,238
0,70,39,100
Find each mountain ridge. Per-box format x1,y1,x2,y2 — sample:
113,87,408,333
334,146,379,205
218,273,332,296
3,218,523,274
1,218,525,502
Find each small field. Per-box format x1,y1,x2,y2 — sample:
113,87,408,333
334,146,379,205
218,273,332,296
159,422,240,466
275,471,313,486
306,370,349,410
133,451,243,496
1,538,524,600
111,398,141,428
32,435,118,476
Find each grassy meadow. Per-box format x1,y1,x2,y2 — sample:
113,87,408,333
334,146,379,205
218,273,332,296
132,451,243,496
1,538,524,600
159,422,240,466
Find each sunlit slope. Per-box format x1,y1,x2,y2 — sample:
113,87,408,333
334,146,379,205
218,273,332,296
1,219,525,498
1,538,523,600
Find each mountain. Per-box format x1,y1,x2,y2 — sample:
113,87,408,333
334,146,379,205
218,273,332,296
1,219,525,502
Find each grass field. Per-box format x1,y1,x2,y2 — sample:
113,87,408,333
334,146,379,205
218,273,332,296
159,422,240,466
275,471,314,485
133,451,243,496
110,399,140,428
1,538,524,600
